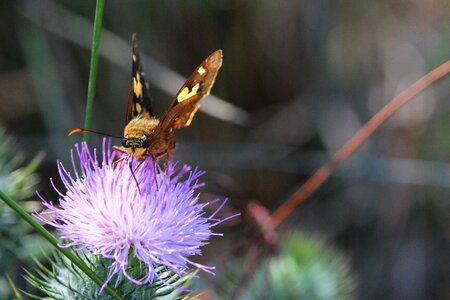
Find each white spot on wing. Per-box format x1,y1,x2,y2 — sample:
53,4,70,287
135,103,142,113
198,66,206,75
177,83,200,103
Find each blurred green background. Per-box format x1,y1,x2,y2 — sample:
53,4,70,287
0,0,449,299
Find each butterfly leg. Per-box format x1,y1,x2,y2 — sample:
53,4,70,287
154,151,171,190
132,156,147,176
156,162,169,190
150,155,160,191
163,141,177,170
113,157,125,169
112,146,128,169
136,157,146,168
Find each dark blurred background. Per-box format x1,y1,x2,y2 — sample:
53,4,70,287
0,0,449,299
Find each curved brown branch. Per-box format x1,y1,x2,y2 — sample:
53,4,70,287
269,60,450,228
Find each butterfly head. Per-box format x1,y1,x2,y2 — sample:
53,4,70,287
122,135,149,150
122,117,159,151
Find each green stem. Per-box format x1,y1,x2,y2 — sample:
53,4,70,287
0,190,124,300
83,0,105,143
6,274,24,300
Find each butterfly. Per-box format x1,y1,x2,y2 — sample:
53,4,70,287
116,34,223,163
70,34,222,166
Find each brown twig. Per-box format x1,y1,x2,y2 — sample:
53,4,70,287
269,60,450,228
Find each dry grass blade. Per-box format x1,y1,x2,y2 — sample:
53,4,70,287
269,60,450,228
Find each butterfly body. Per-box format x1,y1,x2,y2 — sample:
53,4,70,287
118,115,178,158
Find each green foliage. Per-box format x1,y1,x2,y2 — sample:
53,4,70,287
24,250,194,300
216,232,357,300
0,126,40,201
83,0,105,143
0,125,44,299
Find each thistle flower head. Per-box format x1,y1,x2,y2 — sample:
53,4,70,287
35,139,229,291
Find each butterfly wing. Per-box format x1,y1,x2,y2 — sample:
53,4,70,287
155,49,223,135
125,33,154,124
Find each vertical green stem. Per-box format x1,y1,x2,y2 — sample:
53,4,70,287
83,0,105,143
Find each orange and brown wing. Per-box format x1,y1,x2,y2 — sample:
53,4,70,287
156,49,223,135
125,33,154,125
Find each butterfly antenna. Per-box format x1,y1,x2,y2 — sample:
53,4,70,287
68,128,122,139
129,148,142,195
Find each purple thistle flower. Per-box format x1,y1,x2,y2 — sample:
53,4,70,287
35,139,231,291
